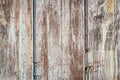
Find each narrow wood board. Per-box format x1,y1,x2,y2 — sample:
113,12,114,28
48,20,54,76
35,0,84,80
0,0,33,80
87,0,118,80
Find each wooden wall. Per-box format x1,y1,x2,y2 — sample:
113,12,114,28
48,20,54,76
87,0,119,80
0,0,120,80
0,0,33,80
34,0,84,80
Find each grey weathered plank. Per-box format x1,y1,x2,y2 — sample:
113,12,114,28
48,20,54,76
115,0,120,79
0,1,19,80
35,0,84,80
0,0,33,80
19,0,33,80
87,0,117,80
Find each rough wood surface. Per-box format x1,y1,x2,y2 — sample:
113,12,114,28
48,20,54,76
87,0,118,80
0,0,33,80
35,0,84,80
115,0,120,80
0,0,120,80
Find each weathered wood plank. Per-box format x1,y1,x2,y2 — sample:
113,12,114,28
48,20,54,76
115,0,120,79
48,0,62,79
35,0,84,80
87,0,117,80
64,0,84,79
0,0,33,80
35,0,49,79
19,0,33,80
0,1,19,80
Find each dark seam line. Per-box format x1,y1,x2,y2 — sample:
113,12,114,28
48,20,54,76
33,0,36,80
84,0,88,80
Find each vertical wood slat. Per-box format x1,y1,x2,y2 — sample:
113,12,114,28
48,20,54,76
19,0,33,80
0,1,16,80
115,0,120,79
87,0,118,80
35,0,84,80
0,0,33,80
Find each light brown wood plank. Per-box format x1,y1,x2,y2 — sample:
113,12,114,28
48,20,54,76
35,0,84,80
61,0,84,79
0,0,19,79
87,0,117,80
19,0,33,80
48,0,62,79
0,0,33,80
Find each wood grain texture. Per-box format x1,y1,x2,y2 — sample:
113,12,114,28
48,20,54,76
19,0,33,80
115,0,120,79
1,0,120,80
87,0,117,80
35,0,84,80
0,0,33,80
